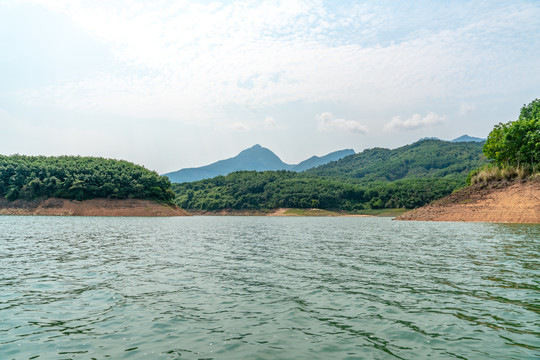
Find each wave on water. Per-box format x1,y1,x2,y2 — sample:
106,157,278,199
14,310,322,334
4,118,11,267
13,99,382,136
0,216,538,359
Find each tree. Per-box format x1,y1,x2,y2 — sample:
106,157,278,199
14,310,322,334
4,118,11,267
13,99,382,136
0,155,175,203
483,122,508,166
484,99,540,167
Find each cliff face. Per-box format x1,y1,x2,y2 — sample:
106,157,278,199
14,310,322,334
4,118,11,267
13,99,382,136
395,180,540,223
0,198,190,217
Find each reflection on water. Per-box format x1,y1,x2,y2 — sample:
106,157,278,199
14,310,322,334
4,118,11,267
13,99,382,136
0,216,538,359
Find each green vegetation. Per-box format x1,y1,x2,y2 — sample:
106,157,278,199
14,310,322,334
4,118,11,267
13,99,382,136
173,170,469,211
172,139,486,211
468,164,540,185
483,99,540,168
280,208,409,217
0,155,175,202
279,208,344,216
469,99,540,185
305,139,485,182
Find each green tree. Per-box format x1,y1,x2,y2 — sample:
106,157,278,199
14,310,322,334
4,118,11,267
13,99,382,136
484,99,540,167
0,155,175,203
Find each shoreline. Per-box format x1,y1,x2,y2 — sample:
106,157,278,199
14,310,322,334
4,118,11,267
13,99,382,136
395,180,540,223
0,198,191,217
188,208,407,217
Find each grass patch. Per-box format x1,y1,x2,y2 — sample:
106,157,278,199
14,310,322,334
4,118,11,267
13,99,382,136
281,208,409,217
283,208,342,216
468,164,540,185
353,208,409,217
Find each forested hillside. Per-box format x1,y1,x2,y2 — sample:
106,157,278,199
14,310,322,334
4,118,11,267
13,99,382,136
0,155,175,202
305,139,485,182
172,171,464,211
172,140,486,211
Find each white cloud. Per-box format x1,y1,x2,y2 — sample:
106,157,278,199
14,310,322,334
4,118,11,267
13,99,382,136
263,116,277,129
14,0,540,121
384,112,445,132
317,112,368,134
228,122,249,131
3,0,540,173
458,102,476,116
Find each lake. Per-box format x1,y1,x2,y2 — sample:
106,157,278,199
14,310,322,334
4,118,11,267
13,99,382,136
0,216,538,359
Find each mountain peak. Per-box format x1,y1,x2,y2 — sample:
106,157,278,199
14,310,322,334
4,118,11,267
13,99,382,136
451,135,485,143
240,144,265,153
238,144,276,158
419,137,440,141
163,145,355,183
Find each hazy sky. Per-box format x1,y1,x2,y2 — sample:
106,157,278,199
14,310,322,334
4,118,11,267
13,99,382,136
1,0,539,173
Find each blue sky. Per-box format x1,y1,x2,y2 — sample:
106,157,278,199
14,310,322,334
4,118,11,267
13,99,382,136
1,0,539,173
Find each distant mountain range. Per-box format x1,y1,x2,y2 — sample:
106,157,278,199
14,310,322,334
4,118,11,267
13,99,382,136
163,145,355,183
171,138,488,211
450,135,485,142
305,138,486,182
420,135,485,143
164,135,485,183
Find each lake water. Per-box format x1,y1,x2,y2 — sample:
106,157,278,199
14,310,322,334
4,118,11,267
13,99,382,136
0,216,538,359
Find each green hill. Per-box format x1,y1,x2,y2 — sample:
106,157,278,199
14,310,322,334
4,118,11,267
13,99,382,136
0,155,175,202
172,170,465,211
305,139,486,183
172,139,487,211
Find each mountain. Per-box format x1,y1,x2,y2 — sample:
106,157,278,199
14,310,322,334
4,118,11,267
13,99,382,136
171,139,488,211
164,145,286,183
305,139,486,182
419,136,440,141
164,145,355,183
291,149,355,172
451,135,485,142
419,135,485,142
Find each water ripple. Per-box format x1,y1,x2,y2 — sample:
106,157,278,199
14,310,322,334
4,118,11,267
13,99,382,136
0,216,538,359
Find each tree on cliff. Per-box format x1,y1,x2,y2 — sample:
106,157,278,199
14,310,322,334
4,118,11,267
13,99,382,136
483,99,540,167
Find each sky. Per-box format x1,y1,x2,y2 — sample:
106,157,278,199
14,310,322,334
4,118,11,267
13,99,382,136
1,0,539,174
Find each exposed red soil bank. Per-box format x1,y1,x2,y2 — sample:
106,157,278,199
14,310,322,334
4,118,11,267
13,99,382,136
395,181,540,223
0,198,191,217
